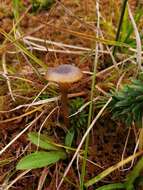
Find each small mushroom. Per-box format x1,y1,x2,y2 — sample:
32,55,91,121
45,64,83,128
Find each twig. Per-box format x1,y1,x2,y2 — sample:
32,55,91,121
128,3,142,71
4,170,31,190
2,53,15,101
0,111,45,155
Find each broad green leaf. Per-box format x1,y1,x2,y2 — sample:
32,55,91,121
16,151,67,170
28,132,61,151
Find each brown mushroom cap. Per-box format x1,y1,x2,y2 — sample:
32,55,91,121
45,64,83,83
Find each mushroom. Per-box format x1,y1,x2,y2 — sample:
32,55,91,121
45,64,83,128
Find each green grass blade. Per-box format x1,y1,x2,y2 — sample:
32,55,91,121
95,183,126,190
12,0,20,21
84,151,143,188
125,157,143,190
113,0,128,55
0,29,47,69
124,9,143,43
120,6,128,42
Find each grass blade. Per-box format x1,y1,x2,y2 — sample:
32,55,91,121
84,151,143,188
95,183,125,190
0,29,47,69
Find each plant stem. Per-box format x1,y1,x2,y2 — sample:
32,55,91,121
60,84,69,128
112,0,128,56
80,1,99,188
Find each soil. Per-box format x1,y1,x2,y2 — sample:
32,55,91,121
0,0,141,190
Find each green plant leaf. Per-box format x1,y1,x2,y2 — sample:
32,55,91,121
70,97,87,129
16,151,67,170
134,176,143,188
65,128,75,148
108,79,143,126
28,132,61,151
125,157,143,190
31,0,55,11
95,183,126,190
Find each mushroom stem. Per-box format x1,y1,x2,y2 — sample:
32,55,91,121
45,64,83,128
59,84,69,128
